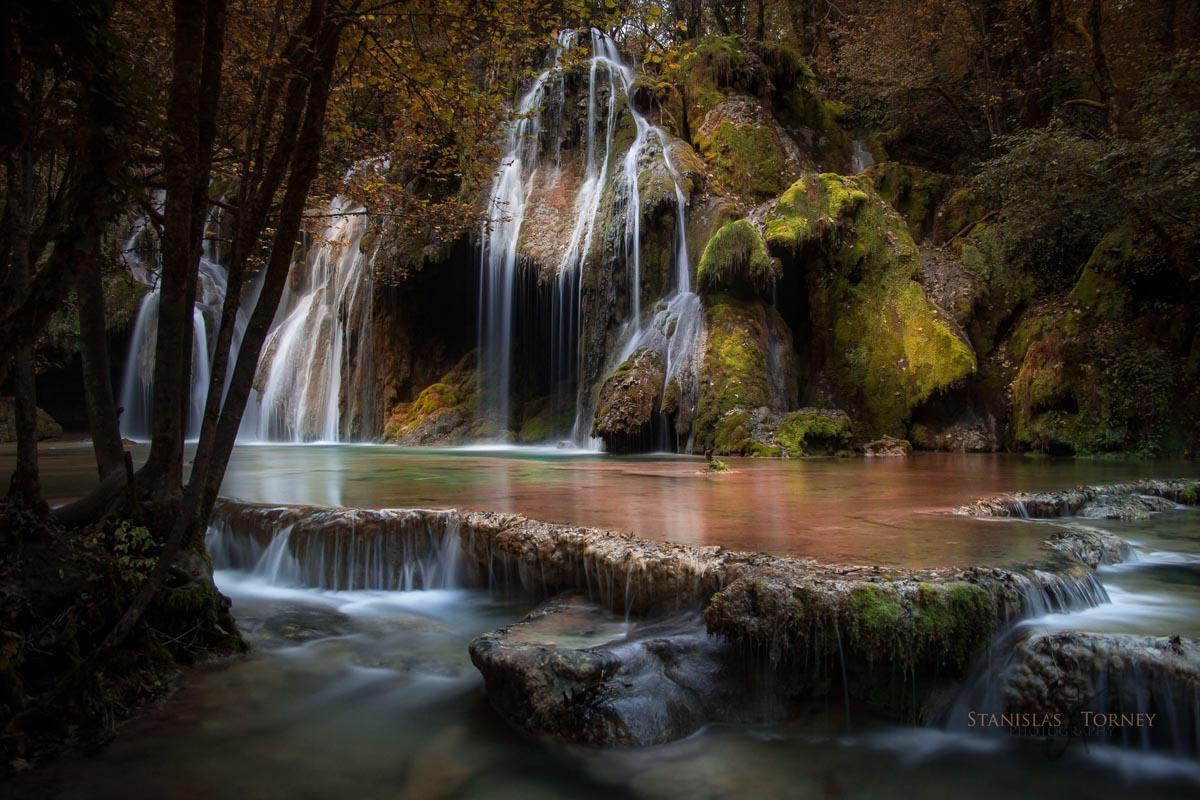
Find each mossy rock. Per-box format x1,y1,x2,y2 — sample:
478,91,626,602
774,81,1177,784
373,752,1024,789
952,221,1037,355
686,196,742,272
863,162,948,241
936,186,985,243
704,573,995,718
774,83,852,170
693,96,804,202
1069,224,1135,319
382,353,480,444
1008,301,1178,455
775,410,853,457
664,35,850,172
694,294,798,453
517,403,574,444
592,347,666,452
765,174,977,437
0,398,63,442
696,219,778,296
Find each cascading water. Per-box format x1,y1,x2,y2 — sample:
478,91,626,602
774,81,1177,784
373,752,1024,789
118,193,377,444
253,195,376,442
119,202,234,440
478,30,703,448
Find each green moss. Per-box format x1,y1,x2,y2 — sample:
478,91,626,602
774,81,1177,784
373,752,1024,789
954,221,1038,355
382,353,477,442
864,162,947,240
910,582,994,668
1180,484,1198,505
1070,225,1135,318
712,409,754,455
694,118,788,200
1009,303,1176,455
763,173,869,252
518,404,572,443
776,411,853,457
694,295,775,453
697,219,778,295
776,84,852,168
765,174,976,437
843,585,903,662
938,186,984,242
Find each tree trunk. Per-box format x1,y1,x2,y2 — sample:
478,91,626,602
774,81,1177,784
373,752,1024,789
1085,0,1118,133
141,0,226,500
77,248,125,479
5,149,44,511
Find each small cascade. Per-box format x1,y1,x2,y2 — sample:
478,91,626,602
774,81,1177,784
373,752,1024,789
208,503,464,591
850,138,875,174
253,195,376,442
478,30,702,447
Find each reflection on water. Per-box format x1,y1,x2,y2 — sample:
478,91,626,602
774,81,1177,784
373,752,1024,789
5,444,1200,798
11,441,1199,567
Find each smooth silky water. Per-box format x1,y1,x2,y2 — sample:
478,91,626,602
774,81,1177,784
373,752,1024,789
6,442,1200,798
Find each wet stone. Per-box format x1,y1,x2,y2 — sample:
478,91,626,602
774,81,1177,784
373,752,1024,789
469,594,788,747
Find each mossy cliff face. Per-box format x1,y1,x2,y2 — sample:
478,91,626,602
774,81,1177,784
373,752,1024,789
696,218,778,296
664,36,851,173
694,293,798,454
764,173,977,438
863,162,948,241
382,352,482,444
1009,297,1177,456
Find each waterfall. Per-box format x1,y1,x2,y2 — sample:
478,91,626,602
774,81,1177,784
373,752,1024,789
117,193,377,444
253,196,376,442
119,202,234,440
478,30,701,447
851,138,875,174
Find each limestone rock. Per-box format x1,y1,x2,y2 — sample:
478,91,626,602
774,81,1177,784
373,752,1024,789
953,478,1199,519
694,294,798,454
861,435,912,457
592,348,666,453
909,418,998,453
382,353,482,445
470,595,773,746
0,398,63,442
763,174,977,438
694,95,809,203
999,632,1200,755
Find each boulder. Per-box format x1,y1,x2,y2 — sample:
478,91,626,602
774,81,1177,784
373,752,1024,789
469,594,784,746
763,173,977,439
861,435,912,457
694,95,808,203
592,348,666,453
0,398,62,442
694,294,798,454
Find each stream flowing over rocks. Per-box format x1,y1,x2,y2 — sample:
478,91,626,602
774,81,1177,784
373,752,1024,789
207,478,1200,750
